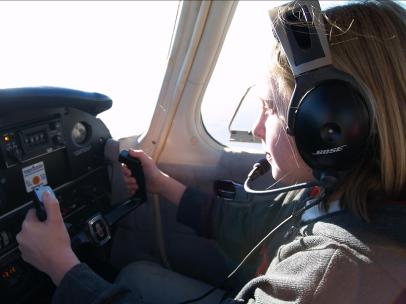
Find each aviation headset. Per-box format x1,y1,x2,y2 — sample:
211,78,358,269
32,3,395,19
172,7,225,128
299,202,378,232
269,0,371,182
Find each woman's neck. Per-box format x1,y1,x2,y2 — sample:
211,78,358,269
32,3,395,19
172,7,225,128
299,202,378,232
326,190,342,205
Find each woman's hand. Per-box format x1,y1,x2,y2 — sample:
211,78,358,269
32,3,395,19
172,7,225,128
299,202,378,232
16,191,80,286
121,149,187,205
121,149,164,195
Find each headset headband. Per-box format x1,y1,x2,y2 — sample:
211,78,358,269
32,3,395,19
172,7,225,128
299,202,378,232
269,0,331,76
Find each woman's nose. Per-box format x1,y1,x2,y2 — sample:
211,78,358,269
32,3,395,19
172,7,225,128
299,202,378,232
251,115,265,141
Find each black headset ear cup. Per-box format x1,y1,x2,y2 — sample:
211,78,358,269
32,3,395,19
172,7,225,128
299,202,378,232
293,80,370,171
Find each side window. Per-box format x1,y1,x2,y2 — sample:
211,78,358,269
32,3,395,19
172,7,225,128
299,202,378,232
201,1,276,151
0,1,180,139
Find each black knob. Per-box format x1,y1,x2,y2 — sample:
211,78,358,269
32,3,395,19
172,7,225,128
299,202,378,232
53,135,64,145
8,148,22,162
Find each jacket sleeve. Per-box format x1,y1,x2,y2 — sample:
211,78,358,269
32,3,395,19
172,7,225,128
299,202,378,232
52,263,141,304
176,187,292,261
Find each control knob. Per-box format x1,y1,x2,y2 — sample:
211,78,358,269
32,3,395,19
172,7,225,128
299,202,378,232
52,134,64,145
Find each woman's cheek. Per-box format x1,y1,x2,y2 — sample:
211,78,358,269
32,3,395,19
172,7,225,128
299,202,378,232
265,116,314,182
271,138,294,177
265,119,290,177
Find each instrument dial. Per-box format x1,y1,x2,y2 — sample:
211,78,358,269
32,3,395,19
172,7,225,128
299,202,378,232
71,122,88,145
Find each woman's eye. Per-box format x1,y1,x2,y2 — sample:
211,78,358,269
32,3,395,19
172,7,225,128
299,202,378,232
260,98,277,116
264,109,272,117
265,104,276,115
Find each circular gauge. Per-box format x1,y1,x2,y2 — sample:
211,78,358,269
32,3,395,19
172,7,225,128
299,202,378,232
71,122,89,145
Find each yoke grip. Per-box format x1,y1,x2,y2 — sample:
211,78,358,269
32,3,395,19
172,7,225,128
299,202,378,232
119,150,147,202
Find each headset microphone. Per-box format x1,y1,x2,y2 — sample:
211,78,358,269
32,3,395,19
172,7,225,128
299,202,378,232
244,159,318,195
247,158,270,181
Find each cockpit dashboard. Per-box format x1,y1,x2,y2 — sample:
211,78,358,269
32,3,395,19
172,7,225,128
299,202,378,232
0,87,113,303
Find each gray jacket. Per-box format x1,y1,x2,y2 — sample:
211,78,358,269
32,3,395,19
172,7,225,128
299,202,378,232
53,188,406,303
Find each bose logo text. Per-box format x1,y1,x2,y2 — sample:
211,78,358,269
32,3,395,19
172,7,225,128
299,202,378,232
312,145,347,155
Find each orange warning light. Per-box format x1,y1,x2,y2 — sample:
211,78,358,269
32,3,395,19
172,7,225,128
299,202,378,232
32,176,41,185
3,135,10,142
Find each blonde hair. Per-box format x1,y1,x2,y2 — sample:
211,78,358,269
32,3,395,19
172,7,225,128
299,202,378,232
269,1,406,219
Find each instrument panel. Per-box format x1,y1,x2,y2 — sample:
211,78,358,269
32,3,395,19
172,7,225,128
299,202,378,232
0,87,113,303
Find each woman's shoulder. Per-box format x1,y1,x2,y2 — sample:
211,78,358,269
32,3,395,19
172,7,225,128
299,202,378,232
298,201,406,253
263,213,406,303
273,208,406,285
